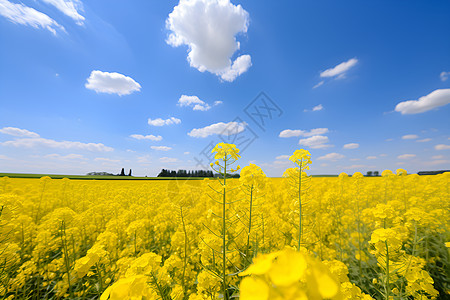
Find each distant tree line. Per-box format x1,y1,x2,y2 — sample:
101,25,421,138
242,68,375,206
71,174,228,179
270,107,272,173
417,170,449,175
157,169,214,177
157,169,240,178
87,168,132,176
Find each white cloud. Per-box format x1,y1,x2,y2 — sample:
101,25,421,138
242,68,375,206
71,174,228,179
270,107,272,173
148,117,181,126
317,153,344,161
0,0,65,34
85,70,141,96
343,143,359,149
320,58,358,78
432,155,444,159
386,138,394,142
398,154,416,160
177,95,221,111
1,137,113,151
350,158,361,161
184,151,190,155
275,155,289,160
441,71,449,82
220,54,252,82
160,157,178,163
366,156,377,160
0,154,9,160
402,134,418,140
435,144,450,150
416,138,432,143
379,153,388,157
279,128,329,138
44,153,85,160
188,121,245,138
130,134,163,141
41,0,85,25
151,146,172,151
304,104,324,112
312,104,323,111
0,127,39,138
395,89,450,114
298,135,332,149
94,157,120,163
343,164,375,170
313,81,324,89
166,0,251,82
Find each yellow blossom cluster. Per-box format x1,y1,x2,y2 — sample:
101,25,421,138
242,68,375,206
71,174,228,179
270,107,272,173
0,146,448,299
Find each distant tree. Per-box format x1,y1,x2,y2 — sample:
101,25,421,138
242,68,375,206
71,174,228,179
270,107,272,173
120,168,125,176
366,171,373,177
128,169,132,176
373,171,379,176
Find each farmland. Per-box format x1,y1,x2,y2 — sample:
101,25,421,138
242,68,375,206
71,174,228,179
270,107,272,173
0,145,449,299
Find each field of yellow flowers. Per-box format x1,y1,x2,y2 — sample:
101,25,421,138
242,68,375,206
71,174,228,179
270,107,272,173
0,144,449,299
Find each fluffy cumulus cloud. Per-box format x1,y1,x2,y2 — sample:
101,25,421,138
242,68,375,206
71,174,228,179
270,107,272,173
0,0,65,35
395,89,450,114
398,154,416,159
41,0,85,25
151,146,172,151
298,135,332,149
320,58,358,78
366,156,377,160
177,95,222,111
130,134,162,141
317,153,345,161
279,128,329,138
441,71,449,82
402,134,419,140
188,121,245,138
343,143,359,149
435,144,450,150
0,127,39,138
148,117,181,126
85,71,141,96
1,137,113,151
166,0,251,82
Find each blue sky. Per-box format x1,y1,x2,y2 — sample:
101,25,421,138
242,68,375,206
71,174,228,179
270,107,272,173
0,0,449,176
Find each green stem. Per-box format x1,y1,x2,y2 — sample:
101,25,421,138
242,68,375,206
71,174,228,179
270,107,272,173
297,162,302,251
96,263,103,297
385,241,390,300
180,207,188,298
245,186,254,261
222,158,228,300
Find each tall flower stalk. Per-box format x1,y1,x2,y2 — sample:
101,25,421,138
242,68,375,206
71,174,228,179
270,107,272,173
207,143,241,300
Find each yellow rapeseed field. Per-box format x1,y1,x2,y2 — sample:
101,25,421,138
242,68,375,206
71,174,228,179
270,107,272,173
0,144,449,299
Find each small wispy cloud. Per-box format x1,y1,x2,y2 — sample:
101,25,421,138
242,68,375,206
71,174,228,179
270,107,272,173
343,143,359,149
130,134,163,141
151,146,172,151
